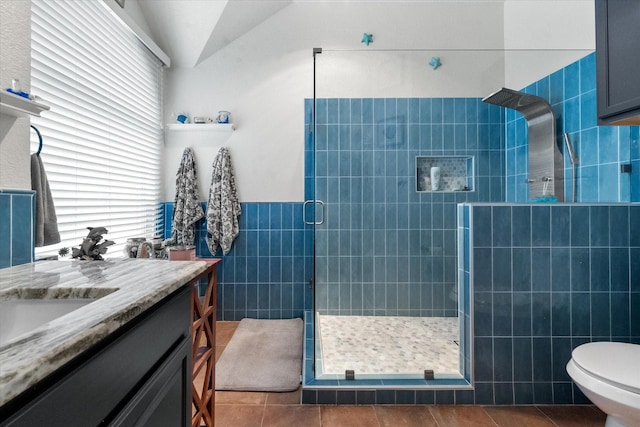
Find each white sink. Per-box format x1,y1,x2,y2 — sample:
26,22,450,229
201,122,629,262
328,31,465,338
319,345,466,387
0,298,97,347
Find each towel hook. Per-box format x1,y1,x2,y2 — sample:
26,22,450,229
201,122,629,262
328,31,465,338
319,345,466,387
30,125,43,155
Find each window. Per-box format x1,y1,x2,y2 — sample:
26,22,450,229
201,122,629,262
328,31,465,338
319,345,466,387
31,0,164,257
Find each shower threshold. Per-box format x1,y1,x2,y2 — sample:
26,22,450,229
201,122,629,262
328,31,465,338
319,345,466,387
315,313,461,381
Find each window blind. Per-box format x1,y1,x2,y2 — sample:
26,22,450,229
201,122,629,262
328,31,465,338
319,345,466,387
31,0,164,257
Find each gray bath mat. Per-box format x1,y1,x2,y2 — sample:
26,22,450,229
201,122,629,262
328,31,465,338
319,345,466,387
215,318,303,392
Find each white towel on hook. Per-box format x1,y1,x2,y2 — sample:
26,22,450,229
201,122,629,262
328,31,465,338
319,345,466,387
206,147,241,255
168,147,204,246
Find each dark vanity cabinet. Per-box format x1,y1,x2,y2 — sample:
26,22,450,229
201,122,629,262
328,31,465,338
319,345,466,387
595,0,640,125
0,287,192,427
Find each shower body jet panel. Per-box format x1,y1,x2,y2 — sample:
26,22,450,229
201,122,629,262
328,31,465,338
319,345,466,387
483,88,564,201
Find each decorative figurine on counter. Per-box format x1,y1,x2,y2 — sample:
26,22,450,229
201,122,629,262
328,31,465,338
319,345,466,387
58,247,70,257
69,227,115,260
176,113,190,124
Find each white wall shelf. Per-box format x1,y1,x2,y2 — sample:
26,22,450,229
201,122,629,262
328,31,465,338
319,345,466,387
0,91,50,118
165,123,236,132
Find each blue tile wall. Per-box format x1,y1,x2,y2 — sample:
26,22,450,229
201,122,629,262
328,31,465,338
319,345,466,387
164,202,314,320
303,203,640,405
505,52,640,202
464,203,640,404
0,189,35,269
306,98,505,316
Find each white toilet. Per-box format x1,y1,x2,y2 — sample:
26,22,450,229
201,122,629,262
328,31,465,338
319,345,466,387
566,342,640,427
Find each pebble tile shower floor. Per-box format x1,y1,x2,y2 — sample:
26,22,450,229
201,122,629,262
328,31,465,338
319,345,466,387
317,315,459,376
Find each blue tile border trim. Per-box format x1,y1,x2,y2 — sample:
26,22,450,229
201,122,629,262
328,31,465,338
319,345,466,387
0,189,35,195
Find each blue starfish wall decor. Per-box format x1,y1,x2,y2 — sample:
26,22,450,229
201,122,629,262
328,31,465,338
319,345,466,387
361,33,373,46
429,57,442,70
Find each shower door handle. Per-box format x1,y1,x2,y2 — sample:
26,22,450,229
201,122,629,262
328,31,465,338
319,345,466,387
303,200,325,225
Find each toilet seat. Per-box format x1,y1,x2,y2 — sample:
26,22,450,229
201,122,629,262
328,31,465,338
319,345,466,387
571,342,640,395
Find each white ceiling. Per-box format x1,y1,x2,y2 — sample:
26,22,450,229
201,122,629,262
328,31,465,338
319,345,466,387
137,0,291,67
135,0,592,68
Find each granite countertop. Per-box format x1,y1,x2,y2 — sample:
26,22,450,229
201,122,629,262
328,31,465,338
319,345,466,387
0,259,207,406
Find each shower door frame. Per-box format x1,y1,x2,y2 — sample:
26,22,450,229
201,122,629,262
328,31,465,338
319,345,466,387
308,48,468,383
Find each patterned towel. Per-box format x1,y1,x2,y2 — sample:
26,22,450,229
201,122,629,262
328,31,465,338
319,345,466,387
206,147,241,255
168,147,204,246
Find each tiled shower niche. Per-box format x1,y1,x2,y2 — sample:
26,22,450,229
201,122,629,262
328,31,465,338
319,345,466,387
416,156,475,192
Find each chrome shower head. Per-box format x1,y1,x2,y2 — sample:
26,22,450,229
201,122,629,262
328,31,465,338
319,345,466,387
482,87,552,121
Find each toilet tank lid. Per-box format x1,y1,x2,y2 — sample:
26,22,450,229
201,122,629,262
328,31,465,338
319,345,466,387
572,342,640,393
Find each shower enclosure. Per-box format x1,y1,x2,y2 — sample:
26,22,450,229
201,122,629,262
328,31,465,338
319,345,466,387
306,48,593,383
307,49,508,382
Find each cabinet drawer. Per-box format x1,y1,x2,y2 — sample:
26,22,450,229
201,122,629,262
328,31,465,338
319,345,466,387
2,286,191,427
111,338,191,427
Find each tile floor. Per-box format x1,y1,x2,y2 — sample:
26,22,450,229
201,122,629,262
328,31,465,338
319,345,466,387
317,315,459,375
214,321,606,427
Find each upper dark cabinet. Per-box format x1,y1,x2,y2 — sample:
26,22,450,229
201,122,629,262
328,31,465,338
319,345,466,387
596,0,640,125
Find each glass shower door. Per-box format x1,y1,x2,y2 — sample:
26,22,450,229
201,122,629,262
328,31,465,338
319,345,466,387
312,50,464,380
